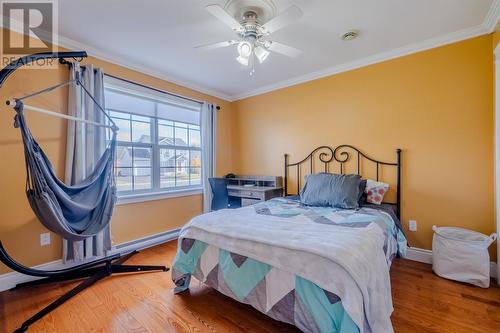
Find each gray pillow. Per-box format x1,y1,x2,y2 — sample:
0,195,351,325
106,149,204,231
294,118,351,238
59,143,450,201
300,173,362,209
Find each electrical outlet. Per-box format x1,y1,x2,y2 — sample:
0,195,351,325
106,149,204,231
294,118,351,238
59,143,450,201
40,232,51,246
409,220,417,232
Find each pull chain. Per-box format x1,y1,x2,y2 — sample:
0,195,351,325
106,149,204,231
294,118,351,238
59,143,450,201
250,54,255,76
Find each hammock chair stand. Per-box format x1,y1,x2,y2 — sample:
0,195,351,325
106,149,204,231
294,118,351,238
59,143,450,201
0,52,169,333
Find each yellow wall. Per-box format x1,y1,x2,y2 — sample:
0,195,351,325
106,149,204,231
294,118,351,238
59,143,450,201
0,29,235,273
0,29,497,274
493,27,500,49
494,27,499,262
232,35,495,255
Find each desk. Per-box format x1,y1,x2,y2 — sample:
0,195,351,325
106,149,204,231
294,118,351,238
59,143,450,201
218,176,283,207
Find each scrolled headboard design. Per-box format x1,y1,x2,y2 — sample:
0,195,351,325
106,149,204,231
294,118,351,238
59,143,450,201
284,146,402,219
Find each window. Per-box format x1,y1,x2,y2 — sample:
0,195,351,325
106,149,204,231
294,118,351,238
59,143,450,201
104,76,203,199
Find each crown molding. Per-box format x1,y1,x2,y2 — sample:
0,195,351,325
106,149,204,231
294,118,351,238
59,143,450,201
484,0,500,32
2,0,500,103
55,35,234,102
231,23,491,100
231,0,500,100
0,15,233,102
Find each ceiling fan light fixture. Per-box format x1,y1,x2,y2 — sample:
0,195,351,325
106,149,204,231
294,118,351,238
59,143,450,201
200,3,303,73
254,46,270,63
236,55,249,66
237,41,253,58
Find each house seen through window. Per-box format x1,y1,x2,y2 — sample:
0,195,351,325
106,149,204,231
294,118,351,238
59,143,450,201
104,77,203,196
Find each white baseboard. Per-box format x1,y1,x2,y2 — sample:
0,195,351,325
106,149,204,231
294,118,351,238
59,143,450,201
0,229,180,292
109,228,180,255
405,247,433,264
0,259,65,293
1,239,496,292
405,247,498,279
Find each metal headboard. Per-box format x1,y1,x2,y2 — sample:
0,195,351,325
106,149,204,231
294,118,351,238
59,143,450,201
284,146,402,219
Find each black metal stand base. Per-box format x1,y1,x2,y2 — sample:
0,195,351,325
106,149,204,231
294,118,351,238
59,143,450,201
8,251,168,333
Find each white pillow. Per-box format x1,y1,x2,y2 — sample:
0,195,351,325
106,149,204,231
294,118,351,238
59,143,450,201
365,179,389,205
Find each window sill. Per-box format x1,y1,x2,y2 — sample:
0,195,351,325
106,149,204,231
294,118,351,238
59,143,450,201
116,188,203,205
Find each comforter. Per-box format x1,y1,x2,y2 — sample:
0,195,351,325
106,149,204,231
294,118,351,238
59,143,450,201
172,198,407,333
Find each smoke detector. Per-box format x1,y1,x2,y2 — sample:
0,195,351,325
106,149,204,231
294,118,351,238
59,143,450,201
341,30,359,41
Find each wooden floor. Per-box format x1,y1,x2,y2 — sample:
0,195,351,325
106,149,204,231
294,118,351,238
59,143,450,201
1,241,499,333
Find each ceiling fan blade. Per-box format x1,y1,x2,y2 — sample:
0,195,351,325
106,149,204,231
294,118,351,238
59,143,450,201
267,41,302,58
195,40,238,50
205,5,243,31
261,6,303,34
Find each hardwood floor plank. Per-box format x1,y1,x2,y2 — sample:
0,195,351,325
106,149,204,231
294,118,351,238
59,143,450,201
91,277,150,333
1,241,499,333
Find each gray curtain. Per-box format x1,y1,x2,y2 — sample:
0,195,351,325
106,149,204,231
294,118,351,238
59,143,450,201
201,103,217,213
63,63,111,262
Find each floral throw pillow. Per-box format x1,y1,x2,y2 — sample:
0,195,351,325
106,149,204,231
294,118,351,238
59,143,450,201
365,179,389,205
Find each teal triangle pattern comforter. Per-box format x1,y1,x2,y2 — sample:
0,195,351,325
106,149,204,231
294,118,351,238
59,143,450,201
172,198,407,333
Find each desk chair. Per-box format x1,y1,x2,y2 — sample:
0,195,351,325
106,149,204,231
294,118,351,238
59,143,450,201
208,178,241,211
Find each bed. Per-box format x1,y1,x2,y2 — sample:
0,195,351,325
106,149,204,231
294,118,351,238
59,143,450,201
172,145,407,333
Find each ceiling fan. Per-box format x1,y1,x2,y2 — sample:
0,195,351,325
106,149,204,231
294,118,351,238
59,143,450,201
196,3,303,74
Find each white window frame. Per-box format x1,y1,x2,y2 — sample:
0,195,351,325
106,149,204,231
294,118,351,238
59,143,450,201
104,78,204,205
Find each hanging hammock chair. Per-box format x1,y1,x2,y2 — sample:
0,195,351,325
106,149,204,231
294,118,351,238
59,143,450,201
14,100,117,241
0,52,168,333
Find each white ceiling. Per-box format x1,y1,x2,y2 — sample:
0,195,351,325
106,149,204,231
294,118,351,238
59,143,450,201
56,0,498,101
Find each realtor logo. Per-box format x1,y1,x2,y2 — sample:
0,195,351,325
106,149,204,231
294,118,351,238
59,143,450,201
1,0,58,54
